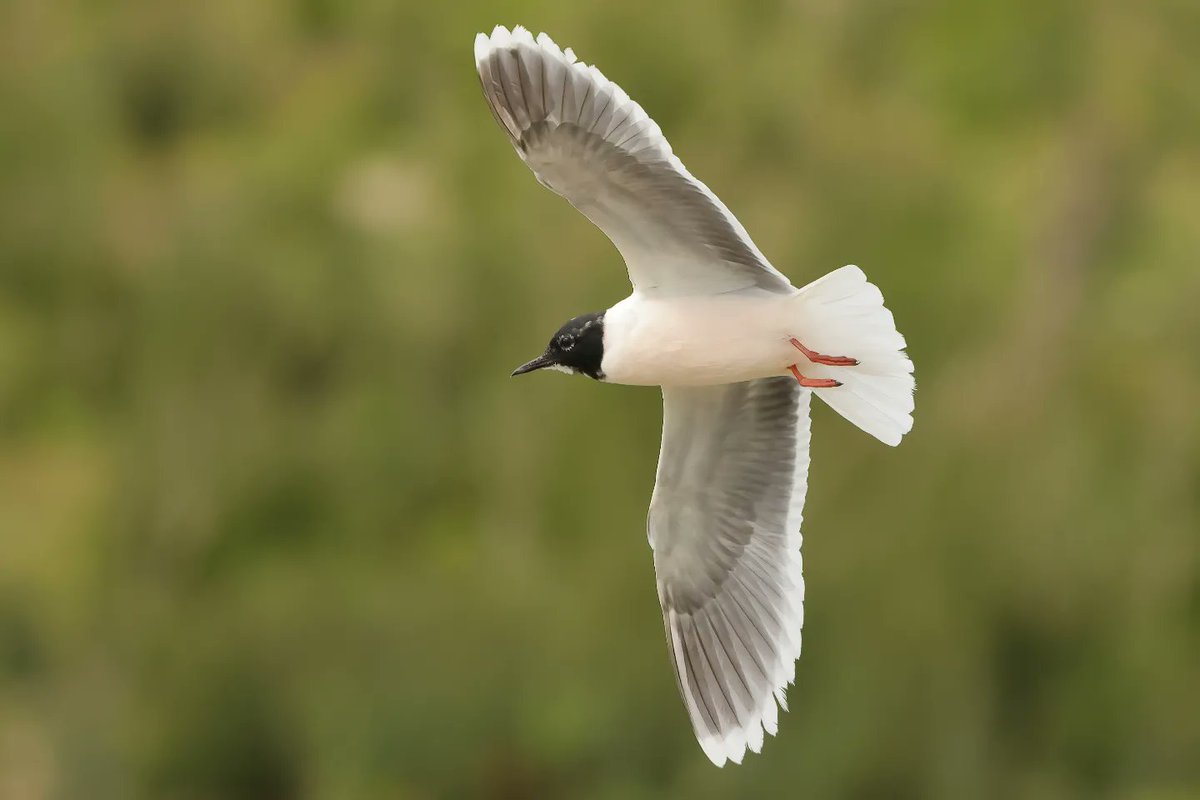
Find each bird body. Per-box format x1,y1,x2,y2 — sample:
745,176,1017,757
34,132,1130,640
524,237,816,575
476,25,916,766
602,290,800,386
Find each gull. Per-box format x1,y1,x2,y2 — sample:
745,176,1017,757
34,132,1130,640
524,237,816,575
475,25,915,766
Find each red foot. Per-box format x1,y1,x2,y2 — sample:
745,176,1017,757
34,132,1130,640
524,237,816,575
790,338,859,366
789,364,841,388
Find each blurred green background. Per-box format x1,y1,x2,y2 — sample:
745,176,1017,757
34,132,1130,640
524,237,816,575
2,0,1198,798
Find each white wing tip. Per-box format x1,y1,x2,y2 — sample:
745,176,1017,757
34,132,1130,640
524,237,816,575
473,32,491,66
696,715,776,766
510,25,535,46
699,735,728,767
535,31,561,58
693,672,800,767
476,25,583,72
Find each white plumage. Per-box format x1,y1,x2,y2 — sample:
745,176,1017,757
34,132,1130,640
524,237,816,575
475,25,915,766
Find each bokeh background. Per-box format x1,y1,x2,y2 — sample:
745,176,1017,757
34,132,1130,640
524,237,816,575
2,0,1199,798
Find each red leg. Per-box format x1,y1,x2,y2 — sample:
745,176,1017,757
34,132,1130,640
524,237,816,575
789,364,841,388
790,338,859,367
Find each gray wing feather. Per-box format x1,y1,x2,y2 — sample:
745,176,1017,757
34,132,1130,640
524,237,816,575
650,378,811,765
474,26,793,296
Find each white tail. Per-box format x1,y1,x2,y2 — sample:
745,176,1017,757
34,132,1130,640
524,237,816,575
790,265,915,446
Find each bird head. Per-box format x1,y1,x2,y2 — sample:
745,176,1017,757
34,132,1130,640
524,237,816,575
512,311,606,380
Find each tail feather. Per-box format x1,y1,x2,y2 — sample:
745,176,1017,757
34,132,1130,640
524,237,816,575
792,265,914,446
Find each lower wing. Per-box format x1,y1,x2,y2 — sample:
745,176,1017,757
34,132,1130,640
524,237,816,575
649,377,811,765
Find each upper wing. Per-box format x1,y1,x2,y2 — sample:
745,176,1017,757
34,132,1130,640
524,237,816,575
474,26,793,297
649,378,810,766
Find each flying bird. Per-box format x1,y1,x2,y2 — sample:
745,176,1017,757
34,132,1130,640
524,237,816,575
475,25,915,766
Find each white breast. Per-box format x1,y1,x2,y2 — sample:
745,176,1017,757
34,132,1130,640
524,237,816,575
601,291,800,386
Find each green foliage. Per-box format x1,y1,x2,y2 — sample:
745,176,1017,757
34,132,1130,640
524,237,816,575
2,1,1198,797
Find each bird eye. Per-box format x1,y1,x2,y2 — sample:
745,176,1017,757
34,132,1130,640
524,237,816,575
557,333,576,350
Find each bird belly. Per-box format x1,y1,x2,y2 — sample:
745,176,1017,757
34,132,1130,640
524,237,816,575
601,293,799,386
